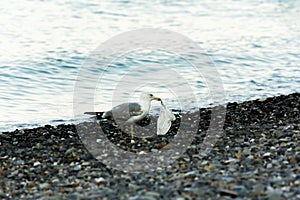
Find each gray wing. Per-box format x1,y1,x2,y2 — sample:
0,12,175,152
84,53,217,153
103,102,143,121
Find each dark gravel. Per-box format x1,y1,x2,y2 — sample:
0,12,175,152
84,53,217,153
0,93,299,199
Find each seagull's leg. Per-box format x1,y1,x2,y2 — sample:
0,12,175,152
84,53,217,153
119,124,124,138
120,129,123,138
131,125,135,138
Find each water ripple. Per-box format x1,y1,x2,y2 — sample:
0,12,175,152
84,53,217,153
0,0,299,131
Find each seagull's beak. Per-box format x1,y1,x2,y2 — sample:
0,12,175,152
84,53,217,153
153,97,161,101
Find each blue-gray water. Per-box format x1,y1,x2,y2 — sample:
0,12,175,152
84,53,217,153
1,0,299,132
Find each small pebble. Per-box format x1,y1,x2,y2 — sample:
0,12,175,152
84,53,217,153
39,183,50,190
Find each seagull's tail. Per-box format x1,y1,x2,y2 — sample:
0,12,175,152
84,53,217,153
84,112,105,120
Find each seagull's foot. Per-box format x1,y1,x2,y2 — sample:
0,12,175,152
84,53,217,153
142,138,149,143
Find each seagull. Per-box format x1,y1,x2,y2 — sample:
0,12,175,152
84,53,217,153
85,93,161,139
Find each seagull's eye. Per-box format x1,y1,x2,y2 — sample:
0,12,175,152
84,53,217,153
149,94,153,97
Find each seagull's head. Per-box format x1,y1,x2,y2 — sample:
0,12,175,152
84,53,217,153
140,93,161,102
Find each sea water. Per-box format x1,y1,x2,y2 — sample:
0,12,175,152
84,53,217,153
0,0,299,132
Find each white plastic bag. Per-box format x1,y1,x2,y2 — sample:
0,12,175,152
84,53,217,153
157,101,176,135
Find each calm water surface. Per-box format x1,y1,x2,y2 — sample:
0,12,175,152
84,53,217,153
1,0,299,131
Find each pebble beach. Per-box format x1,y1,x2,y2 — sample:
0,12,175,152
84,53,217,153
1,93,299,199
